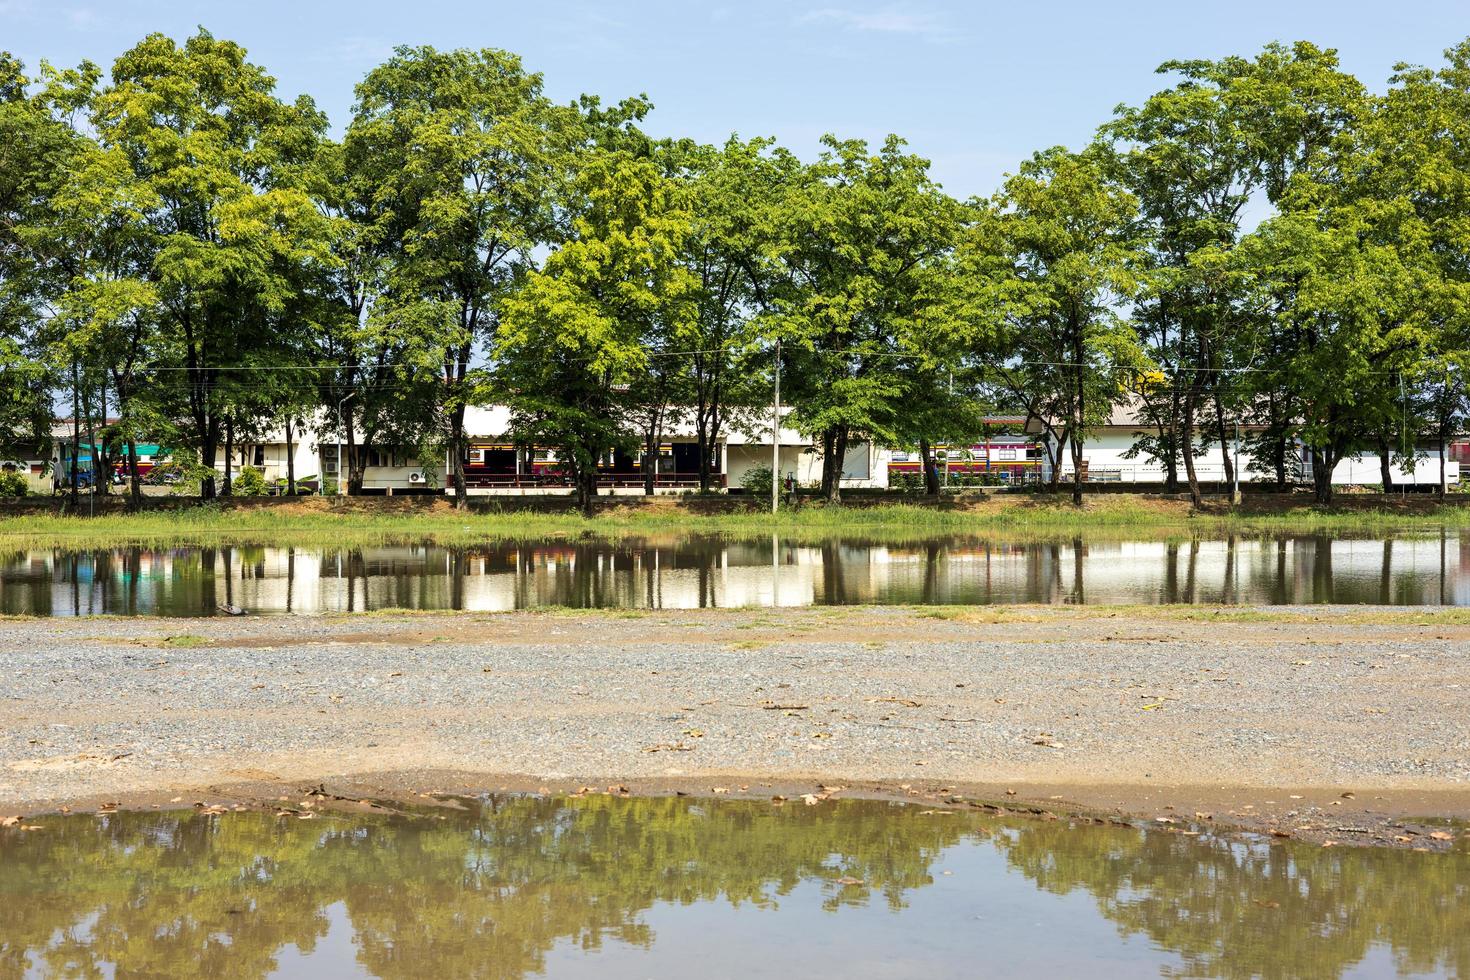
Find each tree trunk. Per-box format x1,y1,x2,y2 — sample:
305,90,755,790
1439,434,1447,499
285,418,296,496
449,401,468,509
69,362,81,507
222,419,234,497
577,456,598,516
127,438,141,510
1159,421,1179,493
696,428,713,494
1046,430,1068,493
199,421,219,500
1311,447,1334,505
819,429,836,501
822,426,848,505
1377,432,1394,493
1164,383,1182,493
1070,308,1085,507
1069,425,1085,507
919,438,940,496
1181,395,1202,505
94,377,110,496
1213,395,1234,490
642,421,661,497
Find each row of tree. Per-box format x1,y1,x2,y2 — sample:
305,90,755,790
2,32,1469,509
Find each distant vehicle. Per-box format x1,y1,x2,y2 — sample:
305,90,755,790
59,470,95,491
143,463,186,486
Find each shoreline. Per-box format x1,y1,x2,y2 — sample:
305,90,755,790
1,493,1469,549
3,605,1467,851
8,770,1468,852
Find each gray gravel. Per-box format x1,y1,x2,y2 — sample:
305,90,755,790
1,606,1468,808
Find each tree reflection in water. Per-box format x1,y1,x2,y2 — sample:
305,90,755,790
0,796,1465,978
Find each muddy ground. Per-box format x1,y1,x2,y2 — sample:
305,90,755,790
2,606,1467,849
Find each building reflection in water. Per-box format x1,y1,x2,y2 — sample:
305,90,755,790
0,532,1466,616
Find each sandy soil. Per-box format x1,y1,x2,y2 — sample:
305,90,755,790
2,606,1467,848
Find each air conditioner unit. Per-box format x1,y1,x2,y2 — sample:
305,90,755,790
408,472,426,484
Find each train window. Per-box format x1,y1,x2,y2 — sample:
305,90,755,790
999,448,1017,460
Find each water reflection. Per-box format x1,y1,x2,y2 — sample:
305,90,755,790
1,532,1469,616
0,797,1465,978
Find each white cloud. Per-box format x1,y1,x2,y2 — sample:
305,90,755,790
797,5,959,41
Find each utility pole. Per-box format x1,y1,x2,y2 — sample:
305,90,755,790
771,337,781,516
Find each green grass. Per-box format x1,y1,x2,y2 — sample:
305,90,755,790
0,494,1467,549
160,634,211,648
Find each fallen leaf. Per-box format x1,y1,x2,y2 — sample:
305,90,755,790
834,876,864,887
866,697,923,708
1429,831,1455,841
0,816,18,828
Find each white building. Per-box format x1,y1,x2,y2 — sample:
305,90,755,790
215,404,891,495
1030,405,1460,488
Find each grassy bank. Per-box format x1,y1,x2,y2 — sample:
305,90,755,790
0,494,1468,548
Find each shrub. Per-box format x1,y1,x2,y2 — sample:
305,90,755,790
231,466,268,497
740,465,773,498
0,470,28,497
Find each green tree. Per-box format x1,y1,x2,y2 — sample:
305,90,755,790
989,146,1143,505
89,30,329,499
666,137,795,493
1104,43,1366,501
0,54,67,465
347,46,579,507
772,135,962,503
496,150,697,512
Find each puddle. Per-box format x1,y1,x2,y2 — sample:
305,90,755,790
1,795,1466,976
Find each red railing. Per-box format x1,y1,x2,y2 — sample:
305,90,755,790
462,471,727,490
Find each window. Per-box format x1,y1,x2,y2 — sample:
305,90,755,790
841,442,870,480
252,445,265,467
998,448,1017,461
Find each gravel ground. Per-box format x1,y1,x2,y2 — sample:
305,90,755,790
2,606,1468,828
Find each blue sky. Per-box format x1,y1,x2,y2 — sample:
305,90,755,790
2,0,1467,199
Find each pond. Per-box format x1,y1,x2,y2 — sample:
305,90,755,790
1,531,1468,615
1,795,1465,978
2,531,1470,617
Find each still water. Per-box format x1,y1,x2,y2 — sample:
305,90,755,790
2,532,1469,616
1,795,1465,978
